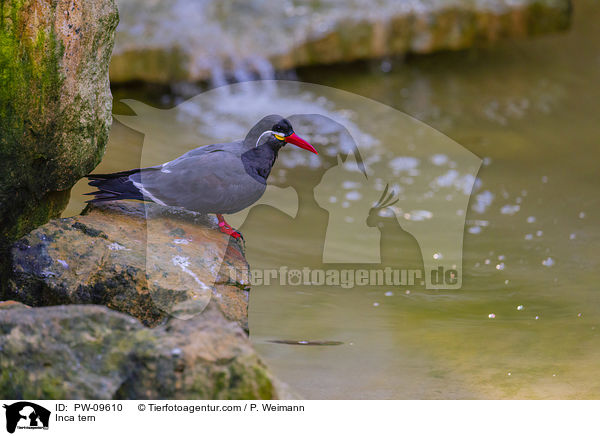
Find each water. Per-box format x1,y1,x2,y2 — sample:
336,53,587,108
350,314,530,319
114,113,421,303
65,2,600,399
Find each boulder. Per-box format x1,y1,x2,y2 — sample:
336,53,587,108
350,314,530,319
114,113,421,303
5,201,250,331
110,0,572,83
0,201,296,399
0,0,119,247
0,303,292,400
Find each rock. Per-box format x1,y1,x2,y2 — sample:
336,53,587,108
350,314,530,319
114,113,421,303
5,201,250,331
1,202,296,399
0,0,119,247
0,304,293,400
0,301,30,310
110,0,572,83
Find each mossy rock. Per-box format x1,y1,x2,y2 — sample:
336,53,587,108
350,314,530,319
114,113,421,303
0,0,119,248
0,304,294,399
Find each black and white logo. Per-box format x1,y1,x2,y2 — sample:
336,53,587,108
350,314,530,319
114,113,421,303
3,402,50,434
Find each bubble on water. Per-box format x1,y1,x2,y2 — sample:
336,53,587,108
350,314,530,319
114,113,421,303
373,302,380,307
507,372,511,376
345,191,362,201
542,257,555,267
378,208,396,218
527,216,536,223
405,290,411,295
468,226,482,234
535,315,540,320
536,230,543,237
433,252,443,260
342,201,350,208
384,291,394,297
389,156,419,173
501,204,520,215
482,157,492,166
488,313,496,319
579,211,586,219
505,280,509,284
329,196,337,203
405,210,433,221
525,234,533,240
484,259,491,265
430,154,449,166
542,176,548,183
517,305,524,311
570,233,576,240
380,60,392,73
496,263,505,271
472,190,494,214
577,313,582,317
342,181,362,190
498,255,505,261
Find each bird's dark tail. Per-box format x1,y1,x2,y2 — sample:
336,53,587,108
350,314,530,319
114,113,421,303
85,169,145,203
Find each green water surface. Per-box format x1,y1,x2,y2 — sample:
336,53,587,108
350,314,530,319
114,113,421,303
66,1,600,399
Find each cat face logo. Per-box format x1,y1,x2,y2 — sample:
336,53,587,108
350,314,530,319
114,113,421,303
3,402,50,434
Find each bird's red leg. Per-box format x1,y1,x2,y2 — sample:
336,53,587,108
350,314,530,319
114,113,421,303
216,214,242,239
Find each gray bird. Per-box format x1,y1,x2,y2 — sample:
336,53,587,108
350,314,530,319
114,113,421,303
86,115,317,239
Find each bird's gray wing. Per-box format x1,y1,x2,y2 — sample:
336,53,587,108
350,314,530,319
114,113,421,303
131,149,265,214
173,140,247,161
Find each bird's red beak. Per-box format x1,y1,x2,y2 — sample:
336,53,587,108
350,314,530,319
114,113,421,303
285,133,318,155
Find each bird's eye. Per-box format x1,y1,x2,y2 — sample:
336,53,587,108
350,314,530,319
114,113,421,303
273,133,285,141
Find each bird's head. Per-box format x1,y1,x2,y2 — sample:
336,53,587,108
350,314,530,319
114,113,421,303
251,115,318,154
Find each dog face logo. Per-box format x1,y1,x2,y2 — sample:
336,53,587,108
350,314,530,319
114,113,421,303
3,402,50,434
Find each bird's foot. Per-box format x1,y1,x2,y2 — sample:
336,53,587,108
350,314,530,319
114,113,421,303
217,215,243,240
219,222,242,239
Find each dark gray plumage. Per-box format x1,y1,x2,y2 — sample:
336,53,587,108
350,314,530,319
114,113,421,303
86,115,318,238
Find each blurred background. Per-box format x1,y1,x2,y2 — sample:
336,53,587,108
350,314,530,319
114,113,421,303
66,0,600,399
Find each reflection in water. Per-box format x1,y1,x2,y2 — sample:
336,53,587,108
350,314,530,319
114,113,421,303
66,2,600,399
269,340,344,346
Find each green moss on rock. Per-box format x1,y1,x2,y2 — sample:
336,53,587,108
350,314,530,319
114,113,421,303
0,0,119,250
0,304,295,400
